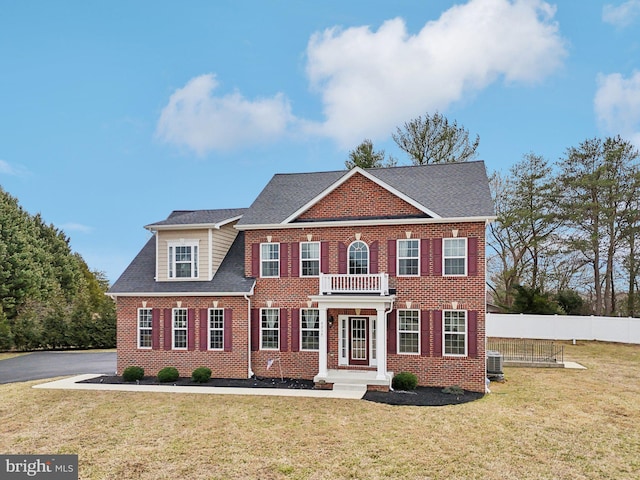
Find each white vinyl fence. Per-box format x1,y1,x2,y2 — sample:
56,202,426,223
486,313,640,345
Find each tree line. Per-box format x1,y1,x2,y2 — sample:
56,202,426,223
0,186,116,351
346,112,640,316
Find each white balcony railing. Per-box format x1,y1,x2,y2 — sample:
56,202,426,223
319,273,389,296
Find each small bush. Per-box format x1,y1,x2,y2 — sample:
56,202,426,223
122,366,144,382
192,367,212,383
157,366,180,383
442,385,465,395
392,372,418,390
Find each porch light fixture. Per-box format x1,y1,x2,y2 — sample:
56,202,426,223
328,316,334,328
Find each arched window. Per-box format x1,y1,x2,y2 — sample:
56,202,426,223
348,241,369,274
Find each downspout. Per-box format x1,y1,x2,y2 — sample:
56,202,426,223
244,292,254,378
384,297,395,390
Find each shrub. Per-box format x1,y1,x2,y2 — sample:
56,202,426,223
157,366,180,383
191,367,212,383
392,372,418,390
442,385,465,395
122,366,144,382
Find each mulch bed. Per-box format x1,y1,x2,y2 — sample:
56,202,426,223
79,375,484,406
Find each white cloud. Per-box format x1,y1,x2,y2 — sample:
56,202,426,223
595,71,640,147
61,223,94,234
305,0,567,147
603,1,640,28
156,0,567,153
0,159,29,176
156,74,296,155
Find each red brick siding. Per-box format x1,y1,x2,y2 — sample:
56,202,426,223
116,296,250,379
241,221,487,392
297,173,424,221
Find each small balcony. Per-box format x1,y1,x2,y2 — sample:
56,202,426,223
319,273,389,296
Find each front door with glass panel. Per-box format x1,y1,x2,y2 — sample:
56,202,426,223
349,317,369,365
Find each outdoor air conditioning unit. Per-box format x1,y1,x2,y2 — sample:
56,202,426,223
486,350,504,375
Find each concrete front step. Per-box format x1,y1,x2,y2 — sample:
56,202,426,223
314,369,393,392
332,383,368,396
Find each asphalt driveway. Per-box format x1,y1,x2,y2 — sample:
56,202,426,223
0,351,116,384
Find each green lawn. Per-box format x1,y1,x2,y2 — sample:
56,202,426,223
1,341,639,479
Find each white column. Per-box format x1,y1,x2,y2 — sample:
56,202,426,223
318,307,328,377
376,307,387,380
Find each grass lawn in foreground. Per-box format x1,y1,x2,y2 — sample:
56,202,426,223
1,341,639,479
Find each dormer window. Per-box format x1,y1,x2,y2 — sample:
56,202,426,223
168,241,199,279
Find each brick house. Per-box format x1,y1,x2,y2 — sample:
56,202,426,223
109,161,495,392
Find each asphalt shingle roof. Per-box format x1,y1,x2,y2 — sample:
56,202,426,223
108,231,254,295
237,161,494,226
146,208,248,228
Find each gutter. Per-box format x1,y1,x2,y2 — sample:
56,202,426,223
235,215,497,231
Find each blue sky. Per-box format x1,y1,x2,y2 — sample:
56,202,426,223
1,0,640,283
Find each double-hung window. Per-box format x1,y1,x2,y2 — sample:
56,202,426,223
301,309,320,351
208,308,224,350
398,310,419,354
261,243,279,277
301,242,320,277
172,308,188,349
443,310,467,356
443,238,467,276
168,241,199,279
137,308,152,349
397,239,419,276
260,308,279,350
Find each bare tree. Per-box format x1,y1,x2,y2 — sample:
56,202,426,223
392,112,479,165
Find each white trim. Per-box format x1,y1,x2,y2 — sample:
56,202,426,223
443,237,467,277
281,167,442,224
260,242,280,278
397,238,420,277
207,308,224,351
443,309,468,357
300,308,320,351
137,308,153,349
300,241,320,278
108,286,255,298
208,229,213,281
154,234,159,280
260,308,280,351
167,239,200,279
172,308,188,350
397,309,420,355
145,215,244,231
235,216,497,231
348,240,369,275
